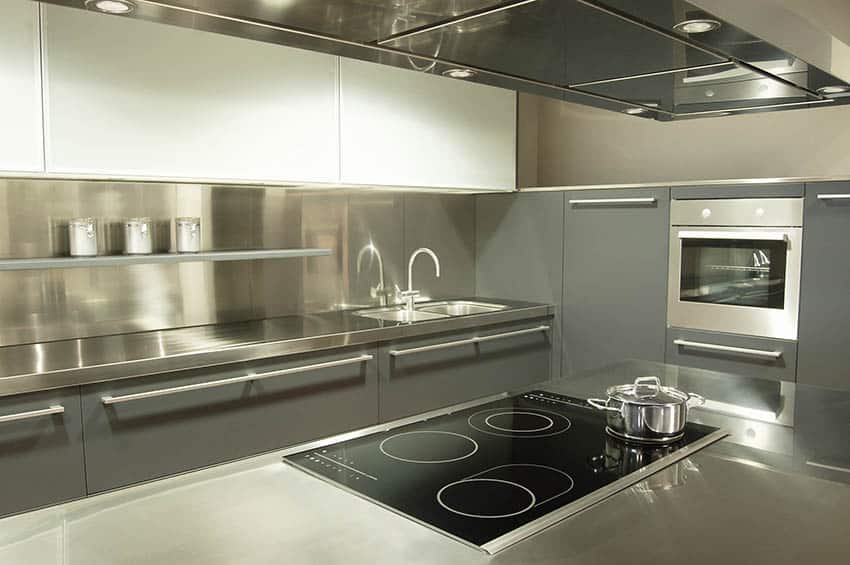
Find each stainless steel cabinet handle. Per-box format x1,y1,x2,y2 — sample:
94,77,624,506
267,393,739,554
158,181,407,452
0,405,64,424
389,325,550,357
816,194,850,201
678,230,788,242
806,460,850,474
101,354,373,405
673,339,783,360
569,197,657,205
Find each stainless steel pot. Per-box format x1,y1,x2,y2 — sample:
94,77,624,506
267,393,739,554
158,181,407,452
588,376,705,444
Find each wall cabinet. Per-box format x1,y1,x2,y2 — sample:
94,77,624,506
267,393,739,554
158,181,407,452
42,4,340,183
797,182,850,391
82,346,378,493
379,319,551,421
339,58,516,191
562,188,670,375
37,5,517,189
0,0,44,173
0,387,85,518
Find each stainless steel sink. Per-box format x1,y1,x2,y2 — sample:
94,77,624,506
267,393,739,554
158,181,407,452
416,301,508,316
354,301,507,322
354,306,449,323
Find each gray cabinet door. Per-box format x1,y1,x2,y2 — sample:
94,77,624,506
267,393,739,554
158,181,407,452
666,328,797,382
379,319,552,421
0,387,85,517
798,182,850,391
476,192,566,380
83,346,378,493
563,188,670,375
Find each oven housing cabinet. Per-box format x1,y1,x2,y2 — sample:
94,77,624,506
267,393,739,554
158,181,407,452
667,198,804,341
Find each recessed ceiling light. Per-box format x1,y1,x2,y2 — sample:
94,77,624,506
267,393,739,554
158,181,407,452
623,107,649,115
441,68,477,79
817,85,850,96
85,0,136,14
673,19,721,34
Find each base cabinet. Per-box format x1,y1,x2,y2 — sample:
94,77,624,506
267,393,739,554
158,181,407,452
82,346,378,493
0,388,85,518
379,319,552,421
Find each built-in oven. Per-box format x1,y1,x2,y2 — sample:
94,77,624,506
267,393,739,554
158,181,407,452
667,198,803,340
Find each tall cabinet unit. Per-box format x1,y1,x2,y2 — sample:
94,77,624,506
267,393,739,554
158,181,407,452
339,58,517,191
41,4,340,183
797,182,850,391
562,188,670,375
0,0,44,173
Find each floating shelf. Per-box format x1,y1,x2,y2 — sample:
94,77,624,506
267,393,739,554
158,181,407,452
0,249,332,271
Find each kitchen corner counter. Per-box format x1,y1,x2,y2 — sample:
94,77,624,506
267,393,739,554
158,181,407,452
1,362,848,565
0,298,553,397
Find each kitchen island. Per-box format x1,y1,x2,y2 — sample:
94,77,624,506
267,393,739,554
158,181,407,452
0,360,848,564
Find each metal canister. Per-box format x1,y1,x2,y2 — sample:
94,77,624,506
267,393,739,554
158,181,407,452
124,217,153,254
68,217,98,257
175,217,201,253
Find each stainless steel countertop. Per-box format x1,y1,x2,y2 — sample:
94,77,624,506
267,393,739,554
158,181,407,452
0,361,848,564
0,299,553,397
521,174,849,192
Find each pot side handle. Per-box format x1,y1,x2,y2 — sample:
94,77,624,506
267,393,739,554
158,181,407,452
687,392,706,406
587,398,621,413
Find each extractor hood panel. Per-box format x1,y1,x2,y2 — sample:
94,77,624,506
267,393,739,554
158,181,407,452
382,0,726,87
38,0,850,120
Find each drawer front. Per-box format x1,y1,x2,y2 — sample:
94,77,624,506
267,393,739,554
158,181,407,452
0,387,85,517
83,346,378,493
666,328,797,382
379,319,552,421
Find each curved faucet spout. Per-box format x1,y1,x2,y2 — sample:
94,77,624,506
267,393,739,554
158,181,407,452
356,243,387,304
407,247,441,293
356,243,384,286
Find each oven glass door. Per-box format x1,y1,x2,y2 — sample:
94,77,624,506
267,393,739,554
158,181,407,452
680,233,788,309
668,227,802,340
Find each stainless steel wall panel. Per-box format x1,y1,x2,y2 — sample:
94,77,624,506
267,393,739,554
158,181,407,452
404,194,477,299
0,180,476,346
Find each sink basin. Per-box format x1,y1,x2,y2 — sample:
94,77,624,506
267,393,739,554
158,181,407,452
354,306,449,323
416,301,508,316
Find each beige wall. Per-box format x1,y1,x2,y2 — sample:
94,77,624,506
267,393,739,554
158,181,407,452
534,96,850,187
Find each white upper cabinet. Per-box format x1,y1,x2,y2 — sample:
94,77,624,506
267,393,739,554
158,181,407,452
339,58,516,191
41,6,339,183
0,1,44,173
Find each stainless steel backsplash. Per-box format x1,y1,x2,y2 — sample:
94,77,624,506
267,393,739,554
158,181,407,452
0,180,476,346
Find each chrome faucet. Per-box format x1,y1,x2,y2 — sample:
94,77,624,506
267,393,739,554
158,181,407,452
356,242,396,306
401,248,440,313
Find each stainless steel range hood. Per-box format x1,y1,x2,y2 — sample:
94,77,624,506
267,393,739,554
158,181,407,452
39,0,850,121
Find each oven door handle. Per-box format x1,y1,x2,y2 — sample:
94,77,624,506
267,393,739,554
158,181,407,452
677,230,788,241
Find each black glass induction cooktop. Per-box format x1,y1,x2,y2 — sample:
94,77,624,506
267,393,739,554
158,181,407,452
284,391,725,554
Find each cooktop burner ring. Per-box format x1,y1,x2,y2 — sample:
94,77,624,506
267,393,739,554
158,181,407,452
468,408,571,438
437,478,537,519
484,411,554,433
379,430,479,464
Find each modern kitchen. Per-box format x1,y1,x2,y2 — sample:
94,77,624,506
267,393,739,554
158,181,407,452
1,0,849,563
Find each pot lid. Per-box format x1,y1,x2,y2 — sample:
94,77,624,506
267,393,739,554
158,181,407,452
606,376,689,406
